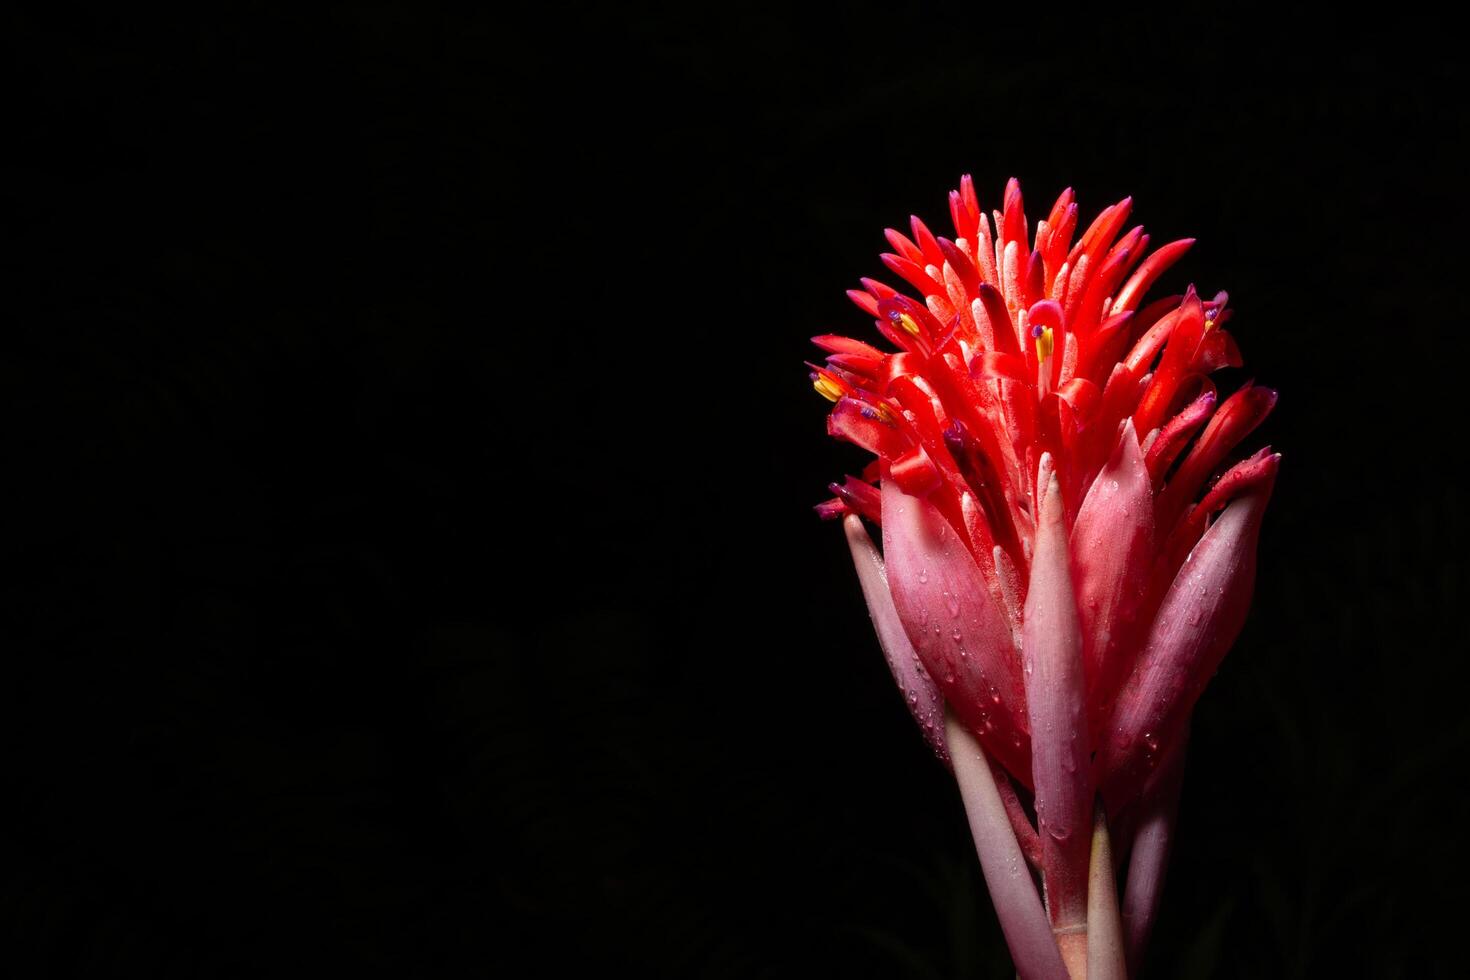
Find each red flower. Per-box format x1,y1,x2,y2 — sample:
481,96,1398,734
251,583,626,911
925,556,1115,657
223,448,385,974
814,177,1278,977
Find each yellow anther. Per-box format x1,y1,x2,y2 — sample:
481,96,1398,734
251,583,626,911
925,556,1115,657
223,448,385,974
870,401,898,425
1034,325,1055,362
813,375,844,402
895,312,923,336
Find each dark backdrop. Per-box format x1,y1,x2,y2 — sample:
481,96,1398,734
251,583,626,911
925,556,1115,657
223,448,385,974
4,5,1465,977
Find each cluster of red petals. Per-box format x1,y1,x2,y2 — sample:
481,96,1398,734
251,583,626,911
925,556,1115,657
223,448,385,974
813,177,1279,813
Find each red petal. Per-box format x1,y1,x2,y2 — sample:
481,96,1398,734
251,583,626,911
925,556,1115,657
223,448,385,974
976,281,1022,356
812,333,885,358
971,351,1028,383
860,276,899,300
844,515,949,761
1156,383,1277,531
846,289,880,318
882,479,1032,785
949,185,979,245
910,214,946,268
1111,239,1194,314
827,396,908,458
884,227,925,265
830,476,882,523
1192,327,1243,372
1161,448,1281,573
880,252,941,296
1099,462,1278,805
1143,385,1217,485
1021,465,1092,928
938,236,982,295
1001,177,1028,249
890,447,943,495
1071,419,1155,738
814,498,846,520
1133,291,1206,436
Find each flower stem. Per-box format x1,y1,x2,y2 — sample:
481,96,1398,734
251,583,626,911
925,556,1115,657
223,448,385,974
945,711,1070,980
1086,801,1127,980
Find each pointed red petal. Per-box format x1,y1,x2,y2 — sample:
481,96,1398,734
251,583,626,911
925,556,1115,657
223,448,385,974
910,214,946,268
1111,239,1194,314
884,227,925,265
811,333,885,358
1143,386,1217,485
881,252,942,297
846,288,880,317
976,281,1022,356
1157,383,1277,531
829,476,882,523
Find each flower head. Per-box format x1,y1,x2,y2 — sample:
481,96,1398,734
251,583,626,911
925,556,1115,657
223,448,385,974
813,179,1278,971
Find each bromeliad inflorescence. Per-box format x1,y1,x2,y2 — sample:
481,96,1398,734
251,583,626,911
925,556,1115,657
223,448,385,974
811,177,1278,979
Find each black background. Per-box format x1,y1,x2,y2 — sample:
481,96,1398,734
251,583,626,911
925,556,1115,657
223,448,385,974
4,5,1466,977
